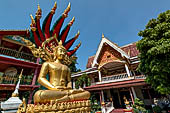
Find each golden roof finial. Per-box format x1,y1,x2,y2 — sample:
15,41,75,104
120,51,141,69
102,33,105,38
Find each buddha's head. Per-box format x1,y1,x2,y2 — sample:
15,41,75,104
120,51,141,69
54,41,67,60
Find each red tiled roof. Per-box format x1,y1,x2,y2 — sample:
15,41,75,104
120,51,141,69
0,30,30,37
121,43,139,58
86,42,139,68
86,56,95,68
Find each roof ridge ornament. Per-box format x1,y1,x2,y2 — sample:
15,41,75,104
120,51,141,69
102,33,105,38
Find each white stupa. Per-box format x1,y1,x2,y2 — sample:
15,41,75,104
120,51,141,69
1,69,23,113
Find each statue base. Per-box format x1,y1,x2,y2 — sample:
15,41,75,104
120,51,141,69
17,100,91,113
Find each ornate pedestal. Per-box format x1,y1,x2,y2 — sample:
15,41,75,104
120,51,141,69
18,100,91,113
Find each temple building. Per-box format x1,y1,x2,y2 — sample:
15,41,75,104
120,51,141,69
71,34,160,109
0,30,40,104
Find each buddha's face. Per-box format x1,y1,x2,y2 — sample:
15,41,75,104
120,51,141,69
55,47,66,60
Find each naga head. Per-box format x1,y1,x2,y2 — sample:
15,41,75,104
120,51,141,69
24,2,81,65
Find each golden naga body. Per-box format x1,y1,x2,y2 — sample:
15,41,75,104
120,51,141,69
18,2,91,113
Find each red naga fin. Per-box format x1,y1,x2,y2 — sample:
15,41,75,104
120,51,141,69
35,4,45,42
42,2,57,39
30,14,41,47
67,42,81,56
59,16,75,43
64,30,80,50
51,3,71,38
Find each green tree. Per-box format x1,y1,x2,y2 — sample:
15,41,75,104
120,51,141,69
75,73,91,89
69,56,81,73
137,10,170,94
132,98,147,113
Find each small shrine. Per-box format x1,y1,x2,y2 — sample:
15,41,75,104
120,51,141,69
1,70,23,113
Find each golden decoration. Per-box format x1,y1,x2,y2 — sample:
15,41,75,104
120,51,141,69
18,2,91,112
17,100,91,113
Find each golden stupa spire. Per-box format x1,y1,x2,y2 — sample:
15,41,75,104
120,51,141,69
12,69,23,97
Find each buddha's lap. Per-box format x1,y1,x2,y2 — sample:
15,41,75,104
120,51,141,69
34,89,89,100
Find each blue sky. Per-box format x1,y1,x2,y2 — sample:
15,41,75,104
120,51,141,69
0,0,170,70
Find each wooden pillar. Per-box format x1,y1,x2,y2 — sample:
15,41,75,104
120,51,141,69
0,36,2,46
98,69,102,82
100,91,102,104
28,90,34,104
31,58,41,86
147,89,153,104
101,90,104,102
31,66,39,86
29,59,41,103
125,64,131,77
129,88,134,104
117,88,122,105
36,58,40,64
131,87,137,98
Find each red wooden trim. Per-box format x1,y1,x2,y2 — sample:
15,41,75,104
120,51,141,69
0,84,40,90
32,66,40,85
0,56,42,68
85,79,146,91
0,30,30,37
28,90,34,104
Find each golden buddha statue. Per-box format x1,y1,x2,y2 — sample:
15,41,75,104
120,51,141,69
34,41,90,103
18,2,91,112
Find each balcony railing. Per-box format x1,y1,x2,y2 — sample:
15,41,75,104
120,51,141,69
91,73,146,85
0,47,37,63
102,73,129,82
135,75,146,79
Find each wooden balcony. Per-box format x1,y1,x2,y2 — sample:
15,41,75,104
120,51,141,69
91,73,146,86
0,84,40,91
0,47,36,63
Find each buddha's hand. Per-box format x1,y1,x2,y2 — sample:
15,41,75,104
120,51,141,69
50,86,64,90
79,88,85,91
64,86,72,90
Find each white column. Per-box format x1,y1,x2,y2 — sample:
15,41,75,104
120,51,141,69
72,79,75,89
125,64,131,77
98,70,102,82
131,87,137,98
101,90,105,102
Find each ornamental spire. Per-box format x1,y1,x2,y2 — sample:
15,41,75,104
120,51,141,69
102,33,105,38
12,69,23,97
